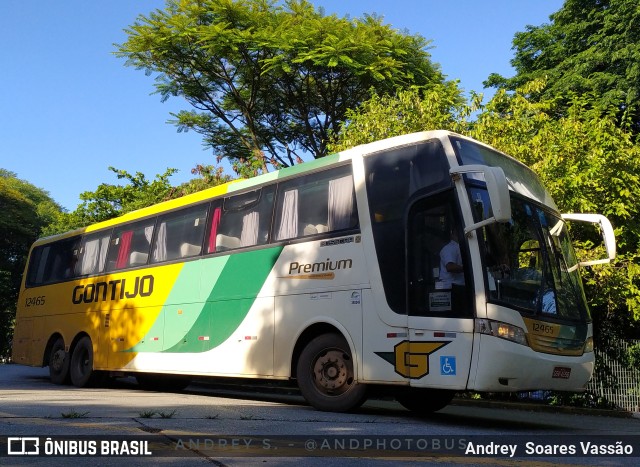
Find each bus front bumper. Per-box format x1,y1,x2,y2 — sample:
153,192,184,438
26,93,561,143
469,334,594,392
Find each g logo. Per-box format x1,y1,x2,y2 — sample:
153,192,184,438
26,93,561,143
393,341,449,378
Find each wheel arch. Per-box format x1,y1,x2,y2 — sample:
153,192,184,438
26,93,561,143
44,330,93,367
43,332,65,367
290,321,356,380
68,331,92,357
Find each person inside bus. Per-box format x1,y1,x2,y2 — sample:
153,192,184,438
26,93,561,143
439,228,465,288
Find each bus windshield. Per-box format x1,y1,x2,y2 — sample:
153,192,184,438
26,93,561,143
450,135,590,322
471,187,590,322
450,136,557,210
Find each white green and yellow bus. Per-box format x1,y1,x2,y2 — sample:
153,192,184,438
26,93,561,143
12,131,616,413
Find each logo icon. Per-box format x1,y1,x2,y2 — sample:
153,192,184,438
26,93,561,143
8,437,40,456
350,291,361,305
440,356,457,375
376,341,450,379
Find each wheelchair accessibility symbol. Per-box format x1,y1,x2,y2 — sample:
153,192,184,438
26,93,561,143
440,356,456,376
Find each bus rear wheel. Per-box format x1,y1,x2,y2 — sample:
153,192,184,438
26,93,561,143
70,336,98,388
396,388,455,415
49,337,70,385
296,333,367,412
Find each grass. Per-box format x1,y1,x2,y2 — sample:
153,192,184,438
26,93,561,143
158,409,177,419
61,410,90,419
138,409,178,419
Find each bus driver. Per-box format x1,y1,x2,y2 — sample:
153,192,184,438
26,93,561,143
439,228,465,288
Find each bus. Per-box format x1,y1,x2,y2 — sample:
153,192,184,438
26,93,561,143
11,131,616,413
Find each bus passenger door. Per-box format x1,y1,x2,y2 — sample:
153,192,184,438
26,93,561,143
406,193,475,390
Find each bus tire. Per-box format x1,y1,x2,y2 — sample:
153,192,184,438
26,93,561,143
396,388,455,415
296,333,367,412
49,337,70,385
69,336,97,388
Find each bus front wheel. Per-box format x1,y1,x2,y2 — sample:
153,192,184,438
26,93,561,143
70,336,97,388
296,333,367,412
49,337,70,385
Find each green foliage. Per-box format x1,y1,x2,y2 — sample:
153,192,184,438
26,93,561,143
158,409,177,418
327,83,474,152
43,167,179,235
486,0,640,132
547,391,616,409
472,81,640,227
116,0,444,175
175,164,233,196
45,166,232,235
628,342,640,367
0,170,62,357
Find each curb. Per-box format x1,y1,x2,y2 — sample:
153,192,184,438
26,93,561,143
451,397,639,419
191,378,640,419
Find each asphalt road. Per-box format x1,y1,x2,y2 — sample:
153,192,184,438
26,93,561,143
1,363,639,466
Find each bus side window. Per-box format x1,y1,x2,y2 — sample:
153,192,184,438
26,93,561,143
75,230,111,276
106,219,155,270
204,202,222,254
274,165,357,241
51,237,81,282
26,246,48,286
151,204,208,263
327,174,356,231
26,236,81,285
216,186,275,252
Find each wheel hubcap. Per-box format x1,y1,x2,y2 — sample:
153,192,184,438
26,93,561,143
313,350,350,394
52,350,66,372
78,350,89,375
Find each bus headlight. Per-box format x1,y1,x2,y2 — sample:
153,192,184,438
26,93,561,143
583,336,594,353
475,319,528,347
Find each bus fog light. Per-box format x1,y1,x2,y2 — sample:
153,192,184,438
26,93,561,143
476,319,528,346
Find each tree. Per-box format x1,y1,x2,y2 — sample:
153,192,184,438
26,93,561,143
116,0,445,176
485,0,640,132
0,171,62,358
43,167,180,235
45,166,232,236
327,83,472,153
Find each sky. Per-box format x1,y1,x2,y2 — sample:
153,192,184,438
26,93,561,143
0,0,564,211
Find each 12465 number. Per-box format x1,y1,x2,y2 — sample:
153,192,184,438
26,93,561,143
532,322,555,334
25,296,46,307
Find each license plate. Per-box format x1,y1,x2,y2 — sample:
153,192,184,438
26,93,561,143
552,366,571,379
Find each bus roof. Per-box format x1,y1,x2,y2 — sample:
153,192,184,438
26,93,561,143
32,130,457,246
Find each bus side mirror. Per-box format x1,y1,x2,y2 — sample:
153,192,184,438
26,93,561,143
450,165,511,233
561,213,616,266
